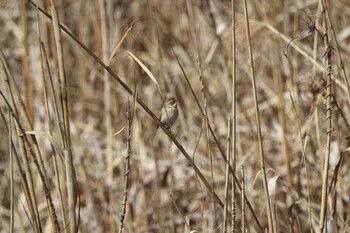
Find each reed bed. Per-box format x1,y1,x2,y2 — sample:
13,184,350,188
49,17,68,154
0,0,350,232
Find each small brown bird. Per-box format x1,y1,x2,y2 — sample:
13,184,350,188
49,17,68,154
157,97,179,129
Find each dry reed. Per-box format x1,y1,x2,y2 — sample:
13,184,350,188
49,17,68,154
0,0,350,232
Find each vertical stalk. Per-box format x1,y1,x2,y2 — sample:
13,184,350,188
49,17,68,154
39,41,67,233
241,166,245,233
119,101,132,233
223,116,232,232
99,0,115,231
49,0,76,231
319,0,333,231
9,114,14,233
242,0,274,232
20,0,33,121
1,50,42,232
231,0,237,232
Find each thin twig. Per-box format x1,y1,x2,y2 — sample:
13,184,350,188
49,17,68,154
319,0,333,231
242,0,274,231
119,101,132,233
223,115,232,233
9,112,14,233
231,0,237,232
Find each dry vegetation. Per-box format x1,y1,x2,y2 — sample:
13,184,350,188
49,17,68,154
1,0,350,232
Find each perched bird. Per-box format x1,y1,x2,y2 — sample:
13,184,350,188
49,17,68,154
157,97,179,129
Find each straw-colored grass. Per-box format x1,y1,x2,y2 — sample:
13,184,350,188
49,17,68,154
0,0,350,232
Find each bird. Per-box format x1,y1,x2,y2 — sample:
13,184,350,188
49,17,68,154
157,97,179,129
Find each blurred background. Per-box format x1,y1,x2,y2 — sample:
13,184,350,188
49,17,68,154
0,0,350,232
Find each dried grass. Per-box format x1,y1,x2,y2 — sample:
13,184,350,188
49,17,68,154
0,0,350,233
